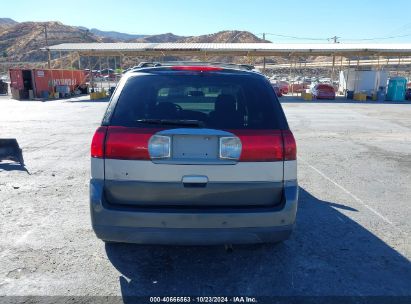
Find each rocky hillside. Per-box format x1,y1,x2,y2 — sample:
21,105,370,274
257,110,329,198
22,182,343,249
89,28,146,41
0,21,101,61
0,20,272,65
131,33,186,43
181,31,269,64
129,30,266,44
0,18,18,32
125,30,269,64
181,30,266,43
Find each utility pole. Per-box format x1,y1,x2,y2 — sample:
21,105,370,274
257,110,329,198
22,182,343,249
44,24,49,46
328,36,340,83
263,33,266,73
44,24,51,69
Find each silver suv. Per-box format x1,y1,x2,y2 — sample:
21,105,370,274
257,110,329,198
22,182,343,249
90,63,298,245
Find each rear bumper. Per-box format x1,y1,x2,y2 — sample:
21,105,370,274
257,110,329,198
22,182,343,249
93,226,293,245
90,179,298,245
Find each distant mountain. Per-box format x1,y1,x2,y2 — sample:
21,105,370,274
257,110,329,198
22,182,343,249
0,21,100,61
180,30,266,43
177,31,269,64
0,19,273,65
0,18,18,31
0,18,18,26
129,30,266,44
131,33,187,43
89,28,147,41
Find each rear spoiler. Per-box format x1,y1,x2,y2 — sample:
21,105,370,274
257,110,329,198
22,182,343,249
127,61,255,73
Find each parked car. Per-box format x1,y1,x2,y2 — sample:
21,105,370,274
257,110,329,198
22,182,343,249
319,77,331,83
100,68,115,76
311,83,336,100
277,81,289,95
90,63,298,245
405,88,411,100
103,74,117,81
271,83,283,97
289,82,307,94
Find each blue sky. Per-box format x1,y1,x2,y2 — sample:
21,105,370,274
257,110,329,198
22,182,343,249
4,0,411,42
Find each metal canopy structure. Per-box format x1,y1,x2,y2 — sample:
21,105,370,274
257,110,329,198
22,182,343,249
43,43,411,91
46,43,411,57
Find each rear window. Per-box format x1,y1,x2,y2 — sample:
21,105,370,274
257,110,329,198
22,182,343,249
109,73,288,129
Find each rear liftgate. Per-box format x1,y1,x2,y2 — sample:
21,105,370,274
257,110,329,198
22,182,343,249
93,127,295,208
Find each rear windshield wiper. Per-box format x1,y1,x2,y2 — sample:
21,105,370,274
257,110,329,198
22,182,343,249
135,119,205,128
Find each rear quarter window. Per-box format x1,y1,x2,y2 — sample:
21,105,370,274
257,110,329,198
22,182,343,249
107,72,289,130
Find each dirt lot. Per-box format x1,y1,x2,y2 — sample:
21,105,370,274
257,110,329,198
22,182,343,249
0,95,410,300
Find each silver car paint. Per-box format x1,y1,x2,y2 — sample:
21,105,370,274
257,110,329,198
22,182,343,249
90,179,298,229
104,160,285,182
90,157,104,179
91,158,297,181
284,160,297,181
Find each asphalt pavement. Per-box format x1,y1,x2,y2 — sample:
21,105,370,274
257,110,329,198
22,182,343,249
0,95,410,300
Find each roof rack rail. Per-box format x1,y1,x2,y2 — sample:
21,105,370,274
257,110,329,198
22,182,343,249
126,61,256,72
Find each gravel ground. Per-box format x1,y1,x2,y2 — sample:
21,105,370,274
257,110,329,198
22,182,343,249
0,95,410,300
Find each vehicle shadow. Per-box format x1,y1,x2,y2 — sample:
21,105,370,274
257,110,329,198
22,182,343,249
0,162,29,174
105,188,411,298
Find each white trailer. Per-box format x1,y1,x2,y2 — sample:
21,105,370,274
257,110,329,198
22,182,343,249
338,69,388,95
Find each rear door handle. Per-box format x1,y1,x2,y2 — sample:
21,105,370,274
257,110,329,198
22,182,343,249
182,175,208,184
182,175,208,186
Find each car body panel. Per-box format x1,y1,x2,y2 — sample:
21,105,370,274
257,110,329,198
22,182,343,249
90,178,298,244
104,160,284,182
311,83,336,99
271,83,283,97
104,180,284,207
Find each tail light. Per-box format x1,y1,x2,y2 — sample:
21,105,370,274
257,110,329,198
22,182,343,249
104,127,159,160
91,126,107,158
234,130,283,162
282,130,297,160
232,130,296,162
91,127,297,162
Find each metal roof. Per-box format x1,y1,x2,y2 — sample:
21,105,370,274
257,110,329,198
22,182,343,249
46,43,411,57
256,57,411,69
